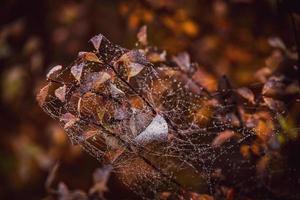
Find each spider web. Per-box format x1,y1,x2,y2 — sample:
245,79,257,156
37,34,300,199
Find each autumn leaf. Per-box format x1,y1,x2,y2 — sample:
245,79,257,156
71,63,84,82
55,85,66,102
90,34,103,51
36,83,50,106
236,87,255,104
46,65,62,80
137,25,148,46
212,130,235,148
78,51,102,63
134,114,168,145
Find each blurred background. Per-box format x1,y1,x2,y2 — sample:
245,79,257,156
0,0,298,199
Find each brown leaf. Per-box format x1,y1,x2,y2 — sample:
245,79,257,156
117,50,147,79
89,165,112,198
212,130,235,147
78,52,101,63
137,25,148,45
128,63,145,79
93,72,111,89
134,114,168,145
90,34,103,51
55,85,66,102
263,97,285,112
254,67,272,83
71,63,84,82
37,83,50,106
110,83,125,98
262,76,285,96
172,52,191,72
46,65,62,80
60,113,78,129
236,87,255,104
147,50,166,62
45,162,59,191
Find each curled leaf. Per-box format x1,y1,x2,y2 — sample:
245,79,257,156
212,130,235,148
78,52,101,63
46,65,62,80
262,76,285,96
37,83,50,106
236,87,255,104
263,97,285,112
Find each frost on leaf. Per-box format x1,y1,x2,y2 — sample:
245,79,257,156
134,114,168,145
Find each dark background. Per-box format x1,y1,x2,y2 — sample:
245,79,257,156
0,0,298,199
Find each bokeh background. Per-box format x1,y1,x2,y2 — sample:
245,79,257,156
0,0,298,199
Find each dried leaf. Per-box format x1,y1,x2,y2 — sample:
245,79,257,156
71,63,84,82
37,83,50,106
147,50,166,62
236,87,255,104
254,67,272,83
134,114,168,144
89,165,112,198
268,37,286,50
60,113,78,129
78,51,101,63
137,25,148,45
93,72,111,89
263,97,285,112
118,50,147,79
46,65,62,80
90,34,103,51
212,130,235,148
128,63,145,78
110,83,125,98
172,52,191,72
262,76,285,96
55,85,66,102
45,162,59,191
